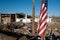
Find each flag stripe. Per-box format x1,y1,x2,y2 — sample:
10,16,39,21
39,15,47,25
38,22,46,33
40,4,45,14
39,25,46,36
41,11,47,21
39,28,46,38
37,0,47,38
42,7,47,17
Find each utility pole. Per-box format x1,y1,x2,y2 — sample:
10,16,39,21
15,13,17,22
10,14,11,23
0,14,1,23
32,0,35,34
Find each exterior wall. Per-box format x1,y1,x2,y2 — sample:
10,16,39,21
16,17,52,23
16,18,32,23
16,18,22,22
47,17,52,23
34,17,52,23
22,18,31,23
35,18,38,22
16,18,39,23
2,17,11,24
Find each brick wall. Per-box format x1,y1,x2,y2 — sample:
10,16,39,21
2,17,11,23
0,16,1,23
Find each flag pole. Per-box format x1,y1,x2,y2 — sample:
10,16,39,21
32,0,35,34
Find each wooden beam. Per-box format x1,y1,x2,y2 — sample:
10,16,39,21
32,0,35,34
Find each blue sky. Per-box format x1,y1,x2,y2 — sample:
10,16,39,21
0,0,60,16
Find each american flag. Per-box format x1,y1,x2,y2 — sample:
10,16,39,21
37,0,48,38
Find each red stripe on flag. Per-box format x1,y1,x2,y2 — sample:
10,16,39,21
42,9,47,17
38,22,46,33
39,28,46,38
39,15,47,25
40,5,45,14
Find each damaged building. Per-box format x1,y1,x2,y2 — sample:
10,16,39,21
0,13,32,24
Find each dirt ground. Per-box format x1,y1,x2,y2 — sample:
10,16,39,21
0,20,60,40
0,34,31,40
